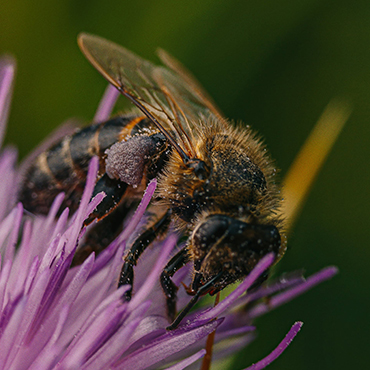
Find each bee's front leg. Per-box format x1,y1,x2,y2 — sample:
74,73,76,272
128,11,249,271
160,248,189,321
119,209,171,301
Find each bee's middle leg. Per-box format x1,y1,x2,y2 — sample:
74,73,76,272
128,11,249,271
118,209,171,301
160,248,189,321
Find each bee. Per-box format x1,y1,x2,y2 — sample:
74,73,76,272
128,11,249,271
19,33,285,330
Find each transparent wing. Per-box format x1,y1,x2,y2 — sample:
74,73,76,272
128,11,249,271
157,48,224,120
78,33,223,160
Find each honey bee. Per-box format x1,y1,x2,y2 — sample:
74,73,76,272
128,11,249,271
19,33,285,330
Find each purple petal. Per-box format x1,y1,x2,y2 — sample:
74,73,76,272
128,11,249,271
0,297,26,369
5,203,23,262
116,178,157,245
11,270,50,353
0,205,21,260
244,321,303,370
123,315,168,352
243,271,305,304
29,254,95,352
68,156,99,243
90,178,157,274
212,310,255,335
81,317,143,370
24,256,40,295
130,234,176,310
59,284,128,350
199,253,275,320
162,317,254,367
25,249,74,342
165,349,206,370
248,267,338,319
80,305,127,361
0,149,18,220
0,259,11,310
18,305,70,370
46,192,66,223
98,241,127,288
65,284,129,335
9,270,50,362
0,292,22,333
87,238,123,274
0,56,16,147
115,319,223,370
93,84,120,123
81,301,153,370
84,192,106,220
58,301,127,368
37,235,60,273
10,220,32,295
50,207,70,242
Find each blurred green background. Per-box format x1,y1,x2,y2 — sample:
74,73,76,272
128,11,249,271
0,0,369,369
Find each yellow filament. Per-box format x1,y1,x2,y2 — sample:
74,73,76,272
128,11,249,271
281,99,351,233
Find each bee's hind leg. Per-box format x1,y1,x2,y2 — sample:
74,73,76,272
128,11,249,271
83,173,128,226
118,209,172,301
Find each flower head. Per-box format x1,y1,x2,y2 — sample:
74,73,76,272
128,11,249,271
0,56,341,369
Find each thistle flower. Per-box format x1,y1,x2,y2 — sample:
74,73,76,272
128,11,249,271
0,55,344,370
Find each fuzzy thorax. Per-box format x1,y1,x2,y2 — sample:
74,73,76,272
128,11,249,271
157,117,282,233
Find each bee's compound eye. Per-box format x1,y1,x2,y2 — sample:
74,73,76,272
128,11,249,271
192,215,230,249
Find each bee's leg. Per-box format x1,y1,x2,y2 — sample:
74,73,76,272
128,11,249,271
72,174,128,265
166,271,224,330
160,248,190,321
72,202,135,266
118,209,171,300
84,173,128,226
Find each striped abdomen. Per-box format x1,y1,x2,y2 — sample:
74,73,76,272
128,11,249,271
19,114,150,215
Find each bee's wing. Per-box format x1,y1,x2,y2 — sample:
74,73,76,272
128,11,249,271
157,48,224,120
78,33,222,160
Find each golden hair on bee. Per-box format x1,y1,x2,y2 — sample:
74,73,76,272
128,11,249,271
157,115,281,232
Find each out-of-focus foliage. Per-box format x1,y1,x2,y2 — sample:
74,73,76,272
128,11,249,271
0,0,368,369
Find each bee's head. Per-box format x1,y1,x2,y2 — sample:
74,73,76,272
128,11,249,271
188,214,282,295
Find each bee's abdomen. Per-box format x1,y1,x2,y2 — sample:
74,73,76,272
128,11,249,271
19,115,149,215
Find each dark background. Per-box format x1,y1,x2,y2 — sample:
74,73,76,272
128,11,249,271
1,0,368,369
